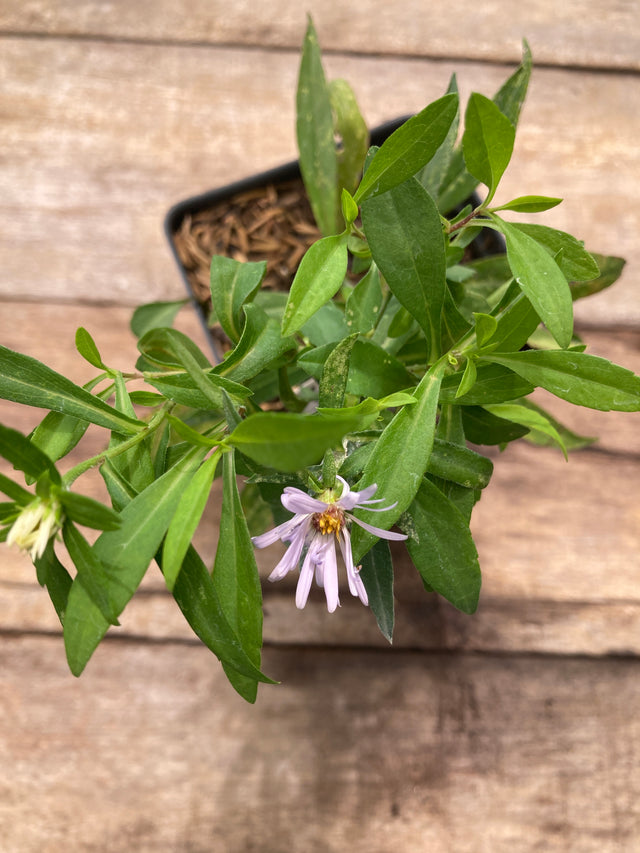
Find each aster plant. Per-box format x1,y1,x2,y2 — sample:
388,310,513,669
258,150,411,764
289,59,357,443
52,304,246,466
1,20,638,702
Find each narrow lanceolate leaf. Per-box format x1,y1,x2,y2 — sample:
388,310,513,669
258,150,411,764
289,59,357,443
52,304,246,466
416,74,460,199
319,333,358,408
491,195,563,214
212,450,264,703
362,178,446,360
162,450,221,591
462,93,515,202
296,16,338,236
359,539,394,644
570,254,625,301
483,402,567,459
439,363,534,405
481,350,640,412
330,79,369,199
0,346,144,435
403,478,481,614
350,359,446,564
354,94,459,203
210,256,266,343
57,491,122,531
172,545,275,686
63,446,208,675
428,440,493,490
344,264,383,334
496,216,574,349
281,234,348,336
0,472,32,504
62,522,122,625
0,422,61,484
437,40,531,213
34,541,73,626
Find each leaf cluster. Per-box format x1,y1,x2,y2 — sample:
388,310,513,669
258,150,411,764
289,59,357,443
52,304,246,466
0,22,635,701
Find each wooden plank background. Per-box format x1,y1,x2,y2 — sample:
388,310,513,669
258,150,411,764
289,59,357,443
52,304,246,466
1,2,639,849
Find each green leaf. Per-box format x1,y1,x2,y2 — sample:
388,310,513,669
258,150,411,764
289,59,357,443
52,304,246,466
0,422,61,484
62,522,122,625
130,300,187,338
518,399,597,451
296,17,338,236
58,491,122,531
511,223,600,282
215,303,296,383
359,539,394,643
483,402,567,458
491,195,563,213
462,93,515,202
33,541,73,626
228,399,386,473
298,338,416,400
75,328,107,370
63,446,208,675
209,256,266,343
481,350,640,412
491,292,541,353
362,178,446,360
0,472,33,505
473,312,498,347
455,358,477,399
166,415,220,449
439,363,534,405
404,478,481,614
145,369,250,410
330,78,369,198
438,40,531,213
354,94,459,203
162,450,221,591
137,327,211,370
350,360,446,564
345,264,383,334
416,74,460,199
319,333,358,408
0,346,144,435
461,405,529,445
495,216,574,349
212,450,263,703
570,254,625,301
171,545,275,686
281,234,348,336
428,439,493,490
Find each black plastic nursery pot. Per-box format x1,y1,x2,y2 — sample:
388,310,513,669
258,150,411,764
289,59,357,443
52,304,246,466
164,117,504,357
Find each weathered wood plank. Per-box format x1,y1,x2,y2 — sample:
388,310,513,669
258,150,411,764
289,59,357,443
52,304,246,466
0,39,638,323
2,0,639,71
1,636,639,851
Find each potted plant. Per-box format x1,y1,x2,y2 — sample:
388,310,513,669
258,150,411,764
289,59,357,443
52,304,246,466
0,20,635,704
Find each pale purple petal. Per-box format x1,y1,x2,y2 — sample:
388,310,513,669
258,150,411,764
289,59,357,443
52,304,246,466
321,538,340,613
336,477,377,510
348,514,408,541
251,514,304,548
338,527,368,605
295,541,317,609
268,518,311,581
282,488,327,514
351,500,398,513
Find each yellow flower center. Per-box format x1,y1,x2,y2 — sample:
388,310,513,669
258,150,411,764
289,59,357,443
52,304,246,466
313,505,344,537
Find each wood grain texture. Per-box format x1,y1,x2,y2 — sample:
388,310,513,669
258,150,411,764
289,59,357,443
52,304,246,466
0,38,638,323
2,0,639,70
1,636,639,852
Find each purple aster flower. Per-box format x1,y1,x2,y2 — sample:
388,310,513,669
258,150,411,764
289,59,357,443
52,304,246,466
251,476,407,613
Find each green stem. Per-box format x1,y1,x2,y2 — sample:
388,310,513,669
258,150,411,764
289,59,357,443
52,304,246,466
62,407,169,487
